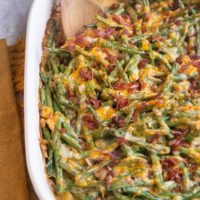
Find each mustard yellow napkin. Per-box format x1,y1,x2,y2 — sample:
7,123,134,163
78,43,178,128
0,39,29,200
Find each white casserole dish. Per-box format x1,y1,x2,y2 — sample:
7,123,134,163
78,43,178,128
24,0,55,199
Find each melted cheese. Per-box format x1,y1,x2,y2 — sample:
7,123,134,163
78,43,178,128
141,39,150,51
96,106,116,120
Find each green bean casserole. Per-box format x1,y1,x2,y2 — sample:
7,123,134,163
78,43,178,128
39,1,200,199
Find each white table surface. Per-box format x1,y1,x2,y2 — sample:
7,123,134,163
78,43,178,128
0,0,33,45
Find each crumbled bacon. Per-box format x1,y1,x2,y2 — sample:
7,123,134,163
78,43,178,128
108,151,121,160
94,28,116,38
128,80,142,93
122,29,134,37
115,95,129,110
189,55,200,60
92,63,99,70
169,130,184,151
171,0,180,11
189,78,199,94
79,67,92,81
176,56,183,64
132,102,147,122
118,136,129,145
83,115,99,130
70,118,77,127
152,93,162,99
169,129,191,151
112,116,126,128
149,132,161,143
65,40,75,51
59,128,67,134
104,48,117,64
138,59,149,68
151,35,164,42
112,14,131,26
162,158,183,187
112,80,127,90
95,168,108,180
191,60,200,68
87,98,101,109
104,64,115,73
75,34,88,47
67,88,75,101
105,175,113,188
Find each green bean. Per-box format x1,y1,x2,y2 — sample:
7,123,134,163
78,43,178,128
42,127,51,140
61,134,82,150
54,150,65,194
125,134,170,154
151,152,163,187
102,40,145,54
116,60,130,83
179,162,191,191
46,86,53,108
150,51,172,71
40,87,47,106
40,72,48,84
64,58,76,77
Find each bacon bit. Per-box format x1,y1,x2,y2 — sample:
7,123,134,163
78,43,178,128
75,35,87,47
92,63,99,70
190,60,200,68
179,65,188,73
108,151,121,160
112,80,127,90
189,78,199,94
94,28,116,38
59,128,67,134
70,118,76,127
174,20,182,26
128,80,142,93
132,102,147,122
104,48,117,64
176,56,183,64
104,65,115,74
87,98,101,109
118,136,129,145
169,128,190,150
112,116,126,128
122,29,133,37
83,115,99,130
138,59,149,68
115,95,129,110
162,158,183,186
151,36,164,42
95,168,108,180
67,88,75,101
189,162,197,174
171,0,180,11
79,67,93,81
112,14,131,26
109,160,119,168
169,134,184,151
105,175,113,188
189,55,200,60
181,142,190,148
153,93,162,99
149,132,161,143
65,40,75,51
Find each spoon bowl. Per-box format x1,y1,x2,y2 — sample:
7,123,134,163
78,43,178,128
61,0,118,37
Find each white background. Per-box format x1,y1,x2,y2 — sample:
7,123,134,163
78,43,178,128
0,0,33,45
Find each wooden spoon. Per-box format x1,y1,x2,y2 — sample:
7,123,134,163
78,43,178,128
61,0,118,37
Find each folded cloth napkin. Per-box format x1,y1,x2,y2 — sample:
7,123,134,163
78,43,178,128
0,39,29,200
